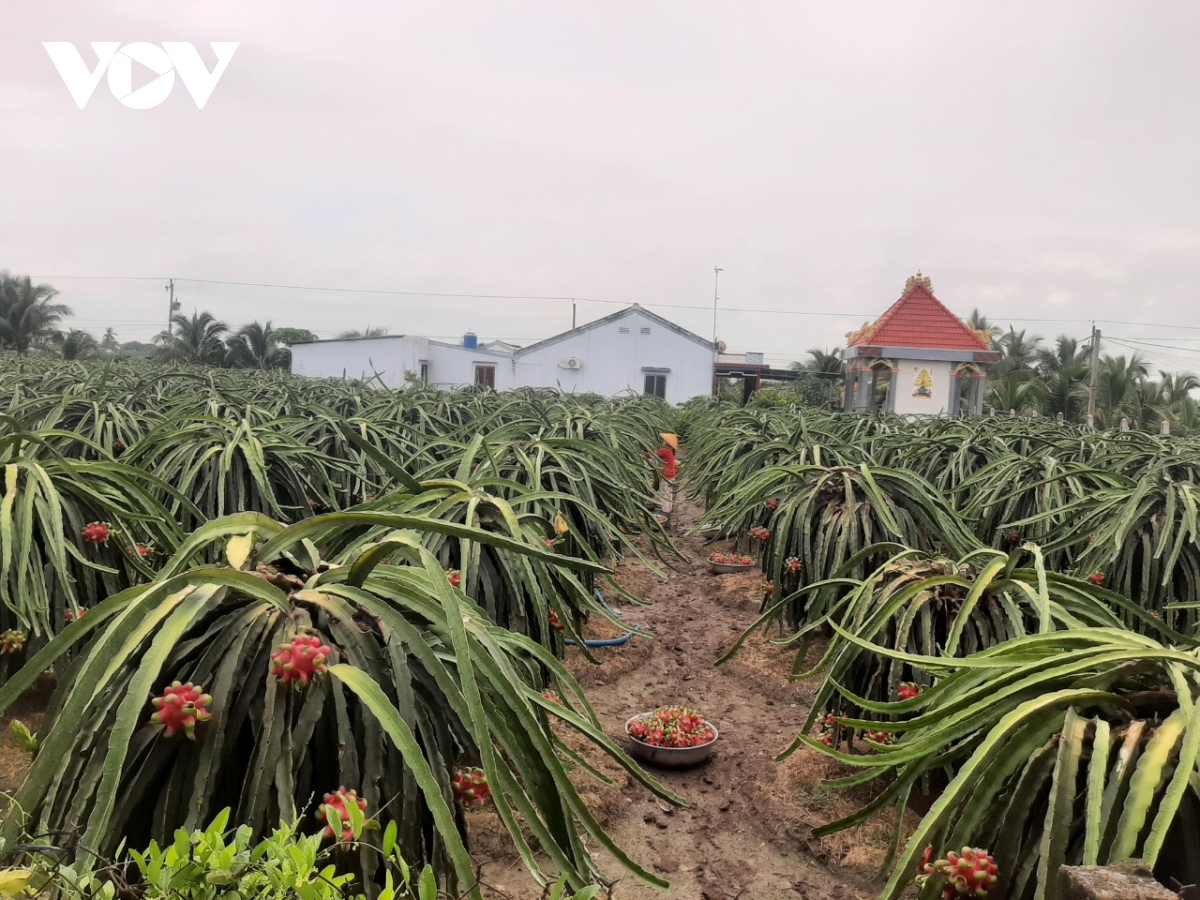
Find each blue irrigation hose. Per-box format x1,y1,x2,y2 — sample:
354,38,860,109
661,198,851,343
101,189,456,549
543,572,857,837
563,589,645,647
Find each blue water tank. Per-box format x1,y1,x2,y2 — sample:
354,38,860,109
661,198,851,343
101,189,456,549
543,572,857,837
462,332,478,349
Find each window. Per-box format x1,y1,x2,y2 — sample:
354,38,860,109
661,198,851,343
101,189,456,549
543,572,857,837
474,364,496,388
644,373,666,399
419,362,428,384
640,327,651,335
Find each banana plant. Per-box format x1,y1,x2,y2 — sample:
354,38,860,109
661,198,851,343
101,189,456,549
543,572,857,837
796,629,1200,900
0,512,681,896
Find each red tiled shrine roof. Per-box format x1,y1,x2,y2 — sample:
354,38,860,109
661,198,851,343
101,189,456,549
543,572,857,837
846,274,992,351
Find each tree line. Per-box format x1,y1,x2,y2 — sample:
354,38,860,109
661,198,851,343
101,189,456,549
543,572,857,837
0,272,388,369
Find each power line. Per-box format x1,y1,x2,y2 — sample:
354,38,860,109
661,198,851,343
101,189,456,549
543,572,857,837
1107,337,1200,355
29,273,1200,333
1106,338,1198,371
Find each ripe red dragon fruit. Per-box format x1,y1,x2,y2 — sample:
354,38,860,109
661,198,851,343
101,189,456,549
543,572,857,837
149,681,212,739
446,570,462,589
916,846,999,899
0,631,27,654
766,499,779,510
750,526,771,542
542,690,560,704
548,609,563,631
1006,531,1020,543
451,767,491,809
129,543,152,559
762,581,775,598
271,635,332,686
316,787,369,841
64,608,85,625
81,522,112,546
898,682,921,701
1088,572,1105,585
784,556,802,574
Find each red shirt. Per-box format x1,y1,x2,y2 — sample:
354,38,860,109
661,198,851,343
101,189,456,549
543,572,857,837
656,447,677,480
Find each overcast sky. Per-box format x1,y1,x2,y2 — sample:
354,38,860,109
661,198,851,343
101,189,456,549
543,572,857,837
3,2,1200,371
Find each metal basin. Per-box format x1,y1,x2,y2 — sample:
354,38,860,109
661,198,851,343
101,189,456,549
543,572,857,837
625,714,718,769
708,560,755,574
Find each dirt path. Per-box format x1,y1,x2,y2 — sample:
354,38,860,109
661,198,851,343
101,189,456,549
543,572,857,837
477,492,891,900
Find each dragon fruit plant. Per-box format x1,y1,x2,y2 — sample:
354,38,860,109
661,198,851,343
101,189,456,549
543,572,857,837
0,510,679,895
0,427,181,640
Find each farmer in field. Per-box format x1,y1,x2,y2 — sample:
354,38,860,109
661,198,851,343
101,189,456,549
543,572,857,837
654,432,678,513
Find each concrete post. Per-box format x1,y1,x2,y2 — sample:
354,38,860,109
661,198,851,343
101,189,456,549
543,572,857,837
887,366,899,412
1059,860,1175,900
948,369,960,416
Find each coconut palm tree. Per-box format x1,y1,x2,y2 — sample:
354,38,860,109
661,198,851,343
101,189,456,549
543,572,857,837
991,328,1042,381
56,329,98,360
1095,353,1149,427
988,375,1047,415
965,309,1000,349
0,273,73,354
156,311,230,366
336,326,389,339
225,321,291,369
100,327,119,352
1037,335,1090,421
789,347,843,375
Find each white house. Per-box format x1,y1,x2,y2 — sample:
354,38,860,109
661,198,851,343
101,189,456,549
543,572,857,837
288,305,716,404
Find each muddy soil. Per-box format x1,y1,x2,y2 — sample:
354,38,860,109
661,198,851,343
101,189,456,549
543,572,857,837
476,491,909,900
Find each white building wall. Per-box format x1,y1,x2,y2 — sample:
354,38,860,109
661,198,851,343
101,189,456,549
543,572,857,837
289,336,429,389
893,359,953,416
513,310,712,404
426,342,515,390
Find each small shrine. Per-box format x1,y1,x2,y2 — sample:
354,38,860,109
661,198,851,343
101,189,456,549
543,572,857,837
842,273,1000,416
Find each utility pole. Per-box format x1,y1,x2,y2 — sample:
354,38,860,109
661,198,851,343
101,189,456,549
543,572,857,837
712,267,723,352
1086,324,1101,428
571,299,576,330
164,278,180,338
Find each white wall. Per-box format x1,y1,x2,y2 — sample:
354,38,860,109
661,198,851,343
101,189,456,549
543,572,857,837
290,336,429,389
426,342,515,390
893,359,953,415
513,309,712,404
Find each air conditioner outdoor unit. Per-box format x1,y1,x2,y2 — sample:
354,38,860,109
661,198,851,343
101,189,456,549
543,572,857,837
560,357,582,370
